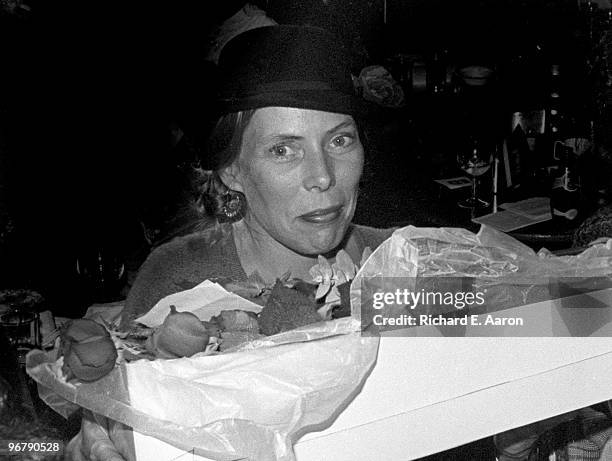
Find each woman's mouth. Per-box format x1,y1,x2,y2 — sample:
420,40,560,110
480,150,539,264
299,205,343,224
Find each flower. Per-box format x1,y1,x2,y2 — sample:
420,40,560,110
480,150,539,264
358,66,405,108
308,247,372,319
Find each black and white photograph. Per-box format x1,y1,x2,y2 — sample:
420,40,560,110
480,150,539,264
2,0,612,460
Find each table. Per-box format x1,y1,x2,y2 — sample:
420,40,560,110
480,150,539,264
509,218,578,251
357,162,585,254
430,183,582,251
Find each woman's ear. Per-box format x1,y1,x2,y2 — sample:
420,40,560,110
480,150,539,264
218,163,245,193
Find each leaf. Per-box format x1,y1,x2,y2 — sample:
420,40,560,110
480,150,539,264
317,301,338,321
317,255,333,282
360,246,373,268
308,265,324,283
327,285,341,305
335,271,348,286
279,271,292,284
315,281,332,300
334,250,357,279
247,271,268,289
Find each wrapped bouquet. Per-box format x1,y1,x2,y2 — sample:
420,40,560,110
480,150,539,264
26,249,378,461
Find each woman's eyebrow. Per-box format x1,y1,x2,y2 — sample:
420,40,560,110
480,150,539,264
259,120,355,144
326,120,356,134
259,134,303,145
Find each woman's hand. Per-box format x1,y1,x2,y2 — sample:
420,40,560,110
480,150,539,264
68,410,131,461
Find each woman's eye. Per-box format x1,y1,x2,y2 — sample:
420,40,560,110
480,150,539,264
330,134,354,149
268,143,299,161
271,145,288,156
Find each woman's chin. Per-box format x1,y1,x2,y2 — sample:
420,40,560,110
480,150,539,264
295,227,348,256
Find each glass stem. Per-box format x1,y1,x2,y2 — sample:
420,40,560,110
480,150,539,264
472,176,477,202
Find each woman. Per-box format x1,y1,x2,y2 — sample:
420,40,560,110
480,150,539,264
119,25,390,326
69,25,392,460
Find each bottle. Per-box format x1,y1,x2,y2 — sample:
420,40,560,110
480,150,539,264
550,144,582,222
429,49,448,95
548,64,563,163
507,122,529,191
546,63,582,222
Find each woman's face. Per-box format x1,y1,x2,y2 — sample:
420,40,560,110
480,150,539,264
225,107,364,256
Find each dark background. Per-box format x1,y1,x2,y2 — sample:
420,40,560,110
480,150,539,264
0,0,600,315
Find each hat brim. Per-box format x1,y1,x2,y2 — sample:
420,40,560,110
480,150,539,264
217,89,375,118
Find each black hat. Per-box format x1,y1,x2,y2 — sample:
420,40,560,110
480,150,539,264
216,25,367,116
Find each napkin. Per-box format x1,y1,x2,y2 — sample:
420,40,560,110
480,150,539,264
135,280,262,327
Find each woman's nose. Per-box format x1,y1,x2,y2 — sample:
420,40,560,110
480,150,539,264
303,147,335,191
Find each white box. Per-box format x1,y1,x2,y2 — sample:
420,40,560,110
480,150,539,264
133,290,612,461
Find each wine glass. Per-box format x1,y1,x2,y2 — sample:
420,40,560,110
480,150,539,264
76,244,126,303
457,140,493,209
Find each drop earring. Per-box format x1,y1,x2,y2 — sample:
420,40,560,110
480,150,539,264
219,190,246,222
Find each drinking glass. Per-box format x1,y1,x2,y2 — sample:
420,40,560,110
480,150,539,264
457,141,493,209
76,244,126,303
